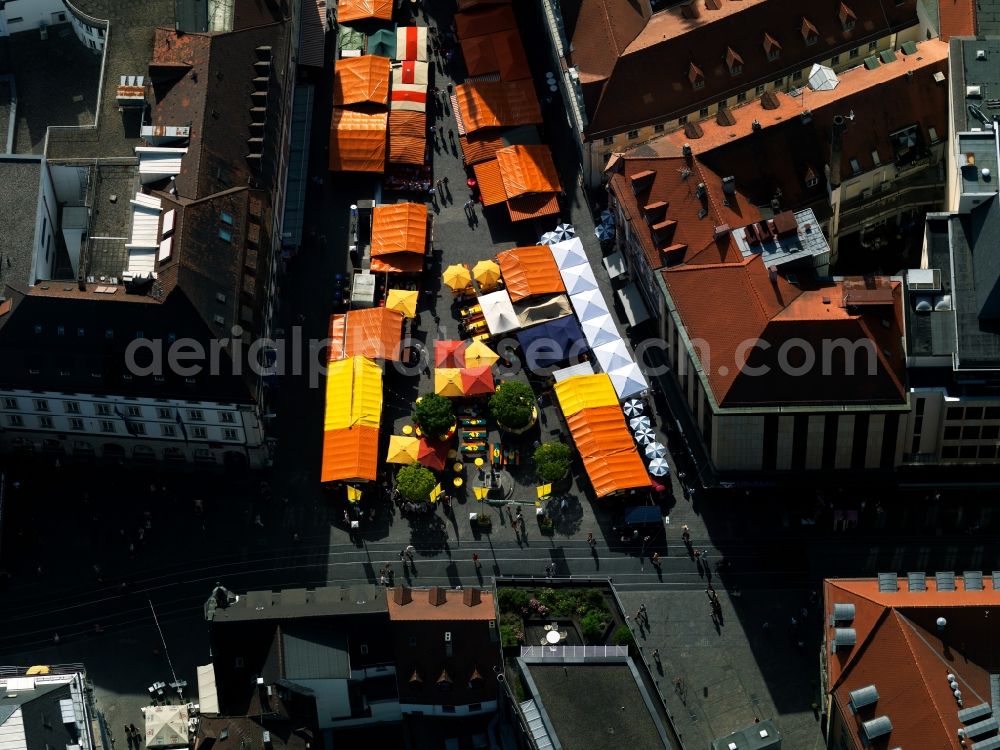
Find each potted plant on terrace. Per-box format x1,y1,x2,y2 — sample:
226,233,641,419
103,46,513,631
414,393,456,441
488,381,537,433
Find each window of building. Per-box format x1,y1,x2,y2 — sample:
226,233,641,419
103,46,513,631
868,40,878,52
89,39,96,49
913,417,923,435
189,410,205,421
966,406,984,420
849,158,862,175
7,415,22,427
38,416,53,429
678,115,688,125
831,54,840,65
946,406,963,420
602,136,614,146
982,425,1000,440
693,79,704,90
962,425,981,440
219,228,232,242
97,404,112,416
717,98,727,109
7,17,23,23
220,212,234,225
792,70,803,81
70,418,84,431
699,107,709,118
943,425,961,440
654,123,665,133
736,92,747,102
941,445,958,459
161,424,176,438
220,412,236,424
755,85,765,95
960,445,978,459
3,397,17,409
33,399,49,412
849,47,859,58
442,706,456,714
157,407,172,419
223,428,239,441
132,423,146,436
627,129,639,139
773,77,783,88
100,420,115,433
98,27,105,37
986,406,1000,420
806,176,819,188
65,401,80,414
33,324,42,334
192,426,208,439
767,48,779,62
126,406,141,418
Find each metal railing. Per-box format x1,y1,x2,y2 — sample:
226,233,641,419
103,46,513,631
520,644,628,659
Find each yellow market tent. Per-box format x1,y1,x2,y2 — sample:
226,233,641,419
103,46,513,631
386,288,419,318
435,367,465,397
443,263,472,291
473,259,501,290
464,339,499,367
553,373,619,417
387,434,421,464
323,356,383,431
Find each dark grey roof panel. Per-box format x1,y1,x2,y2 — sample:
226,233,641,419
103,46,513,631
937,571,956,591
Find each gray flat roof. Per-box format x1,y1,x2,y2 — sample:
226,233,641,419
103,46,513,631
210,585,388,622
527,663,667,750
958,132,998,196
282,624,350,679
0,157,41,289
951,198,1000,367
733,208,829,267
83,163,138,282
951,38,1000,133
905,215,956,359
711,719,782,750
977,0,1000,35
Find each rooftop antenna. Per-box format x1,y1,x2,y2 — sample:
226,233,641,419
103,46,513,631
149,598,183,700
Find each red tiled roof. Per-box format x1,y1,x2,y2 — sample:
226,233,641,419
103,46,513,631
566,0,919,137
824,576,1000,750
938,0,976,39
386,587,496,620
662,256,906,407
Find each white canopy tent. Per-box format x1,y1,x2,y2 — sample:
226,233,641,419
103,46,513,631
593,339,633,372
478,289,520,335
571,288,611,322
609,362,648,400
581,313,621,347
560,261,598,295
553,361,595,382
142,705,189,749
549,236,589,269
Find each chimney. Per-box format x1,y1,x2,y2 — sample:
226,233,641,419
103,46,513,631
772,210,798,237
393,586,413,605
651,219,677,247
630,170,656,193
751,119,762,132
428,586,448,606
722,176,736,195
462,588,482,607
744,224,761,245
661,243,688,264
768,265,778,284
642,201,668,224
713,224,730,239
681,142,693,156
829,114,848,188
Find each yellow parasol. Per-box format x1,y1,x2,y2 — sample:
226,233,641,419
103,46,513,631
346,485,362,503
386,288,419,318
464,339,499,367
473,485,488,501
435,367,465,397
536,483,553,499
443,263,472,291
386,434,420,464
473,259,501,290
429,483,443,503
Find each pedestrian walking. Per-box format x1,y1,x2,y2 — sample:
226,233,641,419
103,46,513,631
405,545,416,560
651,551,661,568
472,552,481,569
587,531,596,548
652,648,660,663
254,514,264,528
681,525,691,543
399,548,407,562
639,603,648,623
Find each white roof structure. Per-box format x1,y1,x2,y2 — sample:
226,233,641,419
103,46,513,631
570,288,610,322
808,63,839,91
560,263,598,295
135,147,187,185
479,289,520,335
581,313,620,347
125,193,162,280
608,362,648,399
552,361,595,381
142,705,189,749
549,236,588,269
593,339,632,372
196,664,219,715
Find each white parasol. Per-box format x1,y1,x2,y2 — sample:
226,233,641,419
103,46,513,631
629,415,651,431
648,457,670,476
633,426,656,444
644,441,666,459
623,399,644,417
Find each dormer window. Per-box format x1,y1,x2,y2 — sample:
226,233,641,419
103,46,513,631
805,167,819,188
801,17,819,46
763,33,780,61
839,2,856,31
688,62,705,90
725,47,743,76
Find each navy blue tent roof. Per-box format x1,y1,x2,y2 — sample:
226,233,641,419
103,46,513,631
516,316,586,372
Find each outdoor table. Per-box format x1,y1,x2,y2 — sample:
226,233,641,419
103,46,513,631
350,520,359,529
448,449,458,459
453,477,463,488
453,462,463,472
545,630,561,644
402,425,413,435
474,457,484,468
469,512,478,522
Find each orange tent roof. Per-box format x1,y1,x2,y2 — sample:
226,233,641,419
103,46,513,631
321,425,380,482
329,110,386,173
336,0,392,22
370,253,424,273
495,145,561,197
388,134,426,165
507,193,560,222
458,130,504,165
328,307,405,362
372,203,427,256
566,405,636,459
389,110,426,138
460,28,530,81
461,365,495,396
497,245,565,302
472,160,507,206
455,79,542,134
333,55,390,106
455,4,516,39
583,451,650,498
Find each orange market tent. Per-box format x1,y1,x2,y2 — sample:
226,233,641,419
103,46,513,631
507,193,560,222
327,307,404,362
472,160,507,207
416,438,449,471
329,110,386,172
372,202,427,256
455,4,516,38
388,110,426,165
461,365,495,396
321,356,383,483
336,0,392,22
371,253,424,273
497,245,565,302
333,55,390,106
389,110,426,137
565,405,636,458
396,27,428,61
460,29,530,81
455,79,541,134
322,425,380,482
583,451,650,499
496,145,561,198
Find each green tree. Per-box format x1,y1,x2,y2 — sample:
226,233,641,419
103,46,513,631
489,381,535,429
534,442,571,482
396,464,437,503
612,625,635,648
497,588,530,614
580,610,606,643
414,393,455,438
